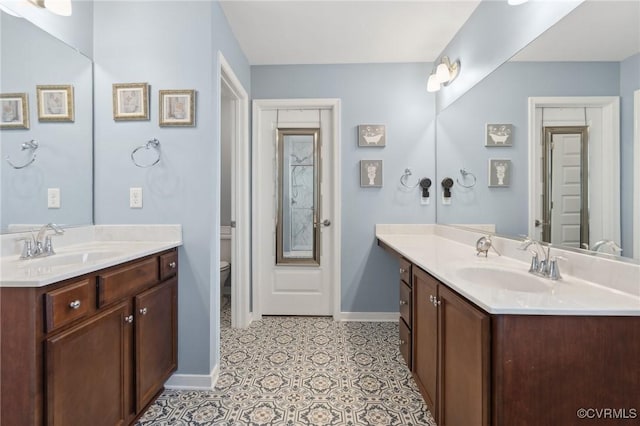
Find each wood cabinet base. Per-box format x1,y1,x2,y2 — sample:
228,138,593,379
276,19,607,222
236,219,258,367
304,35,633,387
0,249,178,426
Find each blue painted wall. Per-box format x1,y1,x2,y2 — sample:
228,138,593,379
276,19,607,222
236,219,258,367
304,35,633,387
93,1,250,376
436,61,621,238
252,63,436,312
620,53,640,258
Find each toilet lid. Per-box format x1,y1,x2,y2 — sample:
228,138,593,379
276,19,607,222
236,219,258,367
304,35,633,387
220,261,230,271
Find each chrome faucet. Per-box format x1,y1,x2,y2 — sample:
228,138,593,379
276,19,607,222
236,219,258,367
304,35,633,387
34,223,64,257
518,237,563,280
19,223,64,259
590,240,623,255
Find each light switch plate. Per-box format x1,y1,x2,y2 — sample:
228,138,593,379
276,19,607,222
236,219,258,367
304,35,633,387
130,187,143,208
48,188,61,209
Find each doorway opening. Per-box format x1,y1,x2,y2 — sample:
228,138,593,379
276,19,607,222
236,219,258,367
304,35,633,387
218,53,250,329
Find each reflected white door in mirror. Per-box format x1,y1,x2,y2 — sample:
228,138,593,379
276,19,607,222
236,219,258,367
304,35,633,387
528,97,621,254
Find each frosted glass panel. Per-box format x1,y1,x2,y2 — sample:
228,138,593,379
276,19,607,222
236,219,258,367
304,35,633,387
277,129,320,265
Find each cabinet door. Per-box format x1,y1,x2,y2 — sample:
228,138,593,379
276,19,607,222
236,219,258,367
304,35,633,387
46,302,131,426
135,277,178,412
412,267,439,421
439,285,490,426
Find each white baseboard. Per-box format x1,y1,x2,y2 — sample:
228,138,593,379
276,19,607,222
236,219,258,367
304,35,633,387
339,312,399,322
164,364,219,390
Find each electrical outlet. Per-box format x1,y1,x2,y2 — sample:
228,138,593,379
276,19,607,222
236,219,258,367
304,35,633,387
48,188,61,209
130,187,143,208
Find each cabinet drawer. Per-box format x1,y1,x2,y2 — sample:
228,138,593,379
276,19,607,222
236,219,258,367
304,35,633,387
399,258,412,285
400,280,412,326
159,251,178,281
97,258,158,308
399,317,412,369
45,279,91,333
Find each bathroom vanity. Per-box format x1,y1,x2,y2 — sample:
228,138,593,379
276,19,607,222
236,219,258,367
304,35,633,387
378,225,640,426
0,227,181,426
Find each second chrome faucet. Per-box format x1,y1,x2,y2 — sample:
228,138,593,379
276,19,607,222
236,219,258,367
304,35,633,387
519,237,563,280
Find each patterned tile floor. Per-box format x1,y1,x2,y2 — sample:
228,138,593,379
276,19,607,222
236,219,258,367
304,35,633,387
136,298,435,425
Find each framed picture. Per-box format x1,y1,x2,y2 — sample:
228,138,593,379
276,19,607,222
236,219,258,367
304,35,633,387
0,93,29,129
488,159,511,187
486,123,513,147
112,83,149,121
358,124,386,147
159,89,195,127
360,160,383,187
36,85,74,122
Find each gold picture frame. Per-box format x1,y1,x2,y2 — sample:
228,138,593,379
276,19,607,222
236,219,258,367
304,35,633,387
112,83,149,121
36,85,74,122
159,89,195,127
0,93,29,129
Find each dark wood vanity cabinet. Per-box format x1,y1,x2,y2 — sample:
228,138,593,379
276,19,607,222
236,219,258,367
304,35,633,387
381,240,640,426
412,266,490,426
0,248,179,426
398,258,412,368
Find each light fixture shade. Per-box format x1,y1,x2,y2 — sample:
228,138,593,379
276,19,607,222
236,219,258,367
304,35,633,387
435,62,451,84
44,0,72,16
427,74,440,93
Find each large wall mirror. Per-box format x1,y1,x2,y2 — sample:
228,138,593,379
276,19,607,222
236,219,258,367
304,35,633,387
436,1,640,261
0,8,93,233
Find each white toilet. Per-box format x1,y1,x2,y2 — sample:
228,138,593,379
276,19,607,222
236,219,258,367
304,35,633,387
220,260,231,299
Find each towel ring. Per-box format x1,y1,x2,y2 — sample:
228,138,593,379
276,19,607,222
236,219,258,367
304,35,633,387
456,168,476,188
131,138,161,168
400,168,419,189
6,140,38,169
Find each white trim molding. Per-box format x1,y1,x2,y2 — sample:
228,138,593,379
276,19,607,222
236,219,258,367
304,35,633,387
527,96,620,246
218,52,251,329
252,98,342,321
339,312,400,322
165,364,219,390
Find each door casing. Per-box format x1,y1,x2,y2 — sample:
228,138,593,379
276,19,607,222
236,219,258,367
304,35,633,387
252,99,342,321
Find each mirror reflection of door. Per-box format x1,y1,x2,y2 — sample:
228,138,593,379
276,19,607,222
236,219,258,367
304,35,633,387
542,126,589,248
276,128,321,265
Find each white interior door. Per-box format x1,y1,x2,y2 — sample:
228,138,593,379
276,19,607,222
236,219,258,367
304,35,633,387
254,106,335,316
550,132,582,248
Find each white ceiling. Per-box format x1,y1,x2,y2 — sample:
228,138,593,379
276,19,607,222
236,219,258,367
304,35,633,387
220,0,640,66
512,0,640,62
219,1,481,65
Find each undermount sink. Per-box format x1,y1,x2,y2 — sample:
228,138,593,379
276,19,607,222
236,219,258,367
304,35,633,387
455,265,554,293
22,250,123,268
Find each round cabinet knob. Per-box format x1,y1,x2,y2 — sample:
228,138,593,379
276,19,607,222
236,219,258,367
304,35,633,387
69,300,81,310
399,300,407,306
399,268,406,274
399,340,406,345
169,261,176,269
139,307,148,315
124,315,134,324
429,295,434,303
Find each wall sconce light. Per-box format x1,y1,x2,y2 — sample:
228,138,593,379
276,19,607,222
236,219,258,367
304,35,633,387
28,0,72,16
427,56,460,93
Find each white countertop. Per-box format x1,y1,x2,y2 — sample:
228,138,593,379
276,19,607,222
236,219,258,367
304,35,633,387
0,225,182,288
377,227,640,316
